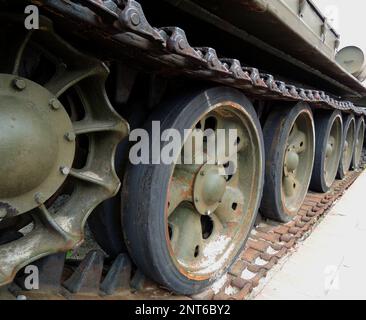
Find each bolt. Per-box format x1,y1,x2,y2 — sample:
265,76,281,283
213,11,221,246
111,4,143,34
34,192,44,205
195,197,200,203
60,166,70,176
13,78,26,91
130,12,140,26
65,132,76,142
0,208,7,219
205,210,212,215
49,98,61,110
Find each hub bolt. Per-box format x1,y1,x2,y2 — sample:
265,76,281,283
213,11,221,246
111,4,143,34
60,166,70,176
34,192,45,205
13,78,26,91
65,132,76,142
49,98,61,110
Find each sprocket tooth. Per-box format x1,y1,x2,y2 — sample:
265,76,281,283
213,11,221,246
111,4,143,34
118,0,165,44
101,254,132,295
63,250,104,294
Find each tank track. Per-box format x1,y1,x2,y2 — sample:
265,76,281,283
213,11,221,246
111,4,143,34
1,0,365,300
34,0,366,116
2,156,364,300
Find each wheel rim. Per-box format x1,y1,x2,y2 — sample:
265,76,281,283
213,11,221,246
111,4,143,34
166,103,262,279
324,116,343,187
282,112,314,213
341,118,355,175
0,17,128,285
354,118,365,168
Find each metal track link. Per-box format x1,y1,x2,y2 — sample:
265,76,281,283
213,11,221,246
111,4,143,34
34,0,366,116
3,158,364,300
2,0,364,300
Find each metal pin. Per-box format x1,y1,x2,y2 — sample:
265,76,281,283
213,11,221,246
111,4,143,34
60,166,70,175
13,79,26,91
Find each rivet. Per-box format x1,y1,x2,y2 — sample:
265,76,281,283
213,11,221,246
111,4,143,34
34,192,44,205
49,98,61,110
130,12,140,26
13,78,26,91
65,132,76,142
60,166,70,176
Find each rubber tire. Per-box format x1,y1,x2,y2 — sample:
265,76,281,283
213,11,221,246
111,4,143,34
337,114,356,180
310,110,343,193
351,116,365,170
260,102,315,223
121,87,265,295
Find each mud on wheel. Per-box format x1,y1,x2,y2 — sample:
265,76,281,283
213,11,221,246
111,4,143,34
0,17,128,286
122,87,264,294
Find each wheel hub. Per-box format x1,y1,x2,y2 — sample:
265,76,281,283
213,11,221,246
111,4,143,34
0,74,75,217
194,164,227,215
285,150,299,172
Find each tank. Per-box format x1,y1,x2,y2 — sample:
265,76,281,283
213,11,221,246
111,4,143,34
0,0,365,298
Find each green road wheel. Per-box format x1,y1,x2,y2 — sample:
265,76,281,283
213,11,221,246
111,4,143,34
352,116,365,170
260,102,315,222
122,87,264,295
310,110,343,193
337,114,356,179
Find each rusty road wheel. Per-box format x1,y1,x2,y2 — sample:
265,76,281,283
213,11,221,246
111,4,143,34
260,102,315,222
122,87,264,295
310,110,343,193
0,18,128,286
352,116,365,170
337,114,356,179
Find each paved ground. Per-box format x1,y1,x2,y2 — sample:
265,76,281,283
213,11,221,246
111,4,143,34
253,171,366,300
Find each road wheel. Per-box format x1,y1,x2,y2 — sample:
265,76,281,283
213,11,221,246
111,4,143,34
310,110,343,193
122,87,264,295
352,116,365,170
260,102,315,222
337,114,356,179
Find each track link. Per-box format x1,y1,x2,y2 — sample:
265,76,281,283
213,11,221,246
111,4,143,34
33,0,366,117
2,158,364,300
1,0,366,300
